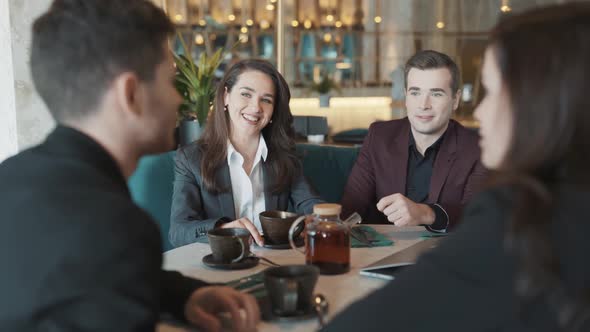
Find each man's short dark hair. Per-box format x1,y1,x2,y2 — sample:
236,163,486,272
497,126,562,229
404,50,461,94
31,0,175,121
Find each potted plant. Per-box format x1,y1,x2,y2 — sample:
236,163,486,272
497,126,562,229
308,71,342,108
173,34,232,146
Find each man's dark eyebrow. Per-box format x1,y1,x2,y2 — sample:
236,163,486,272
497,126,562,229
429,88,447,94
407,87,449,94
239,86,274,99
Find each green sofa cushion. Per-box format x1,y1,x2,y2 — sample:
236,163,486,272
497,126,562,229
296,143,360,203
128,152,175,251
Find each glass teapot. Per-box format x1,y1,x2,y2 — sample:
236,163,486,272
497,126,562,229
288,203,350,275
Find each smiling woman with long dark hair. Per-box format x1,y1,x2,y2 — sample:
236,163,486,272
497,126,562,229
324,3,590,331
169,59,323,248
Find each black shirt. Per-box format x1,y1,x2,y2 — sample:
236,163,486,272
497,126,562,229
406,131,449,231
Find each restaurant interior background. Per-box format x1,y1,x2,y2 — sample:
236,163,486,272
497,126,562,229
152,0,583,136
0,0,586,161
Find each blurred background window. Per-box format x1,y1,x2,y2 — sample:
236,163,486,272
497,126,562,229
154,0,590,125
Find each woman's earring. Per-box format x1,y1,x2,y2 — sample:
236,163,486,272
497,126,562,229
224,104,229,112
270,120,273,124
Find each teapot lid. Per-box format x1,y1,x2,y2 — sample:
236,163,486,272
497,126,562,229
313,203,341,216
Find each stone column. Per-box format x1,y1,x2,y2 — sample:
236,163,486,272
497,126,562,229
0,1,18,162
0,0,53,163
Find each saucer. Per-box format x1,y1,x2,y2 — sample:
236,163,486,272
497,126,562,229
202,254,259,270
269,307,317,322
258,296,317,322
262,237,304,250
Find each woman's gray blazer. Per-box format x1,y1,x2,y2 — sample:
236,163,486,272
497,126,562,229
169,142,324,247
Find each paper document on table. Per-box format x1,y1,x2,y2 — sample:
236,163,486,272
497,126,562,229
359,238,441,280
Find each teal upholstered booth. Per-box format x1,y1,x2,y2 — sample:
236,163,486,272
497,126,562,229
295,143,360,203
128,144,360,251
128,152,176,251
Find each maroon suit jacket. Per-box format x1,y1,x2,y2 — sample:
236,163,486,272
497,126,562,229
341,118,487,230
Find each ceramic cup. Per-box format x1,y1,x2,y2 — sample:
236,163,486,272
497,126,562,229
263,265,320,316
259,210,303,245
207,228,251,264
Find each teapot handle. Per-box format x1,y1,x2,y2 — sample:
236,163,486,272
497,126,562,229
288,216,307,255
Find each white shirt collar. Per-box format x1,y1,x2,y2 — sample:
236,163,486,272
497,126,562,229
227,135,268,166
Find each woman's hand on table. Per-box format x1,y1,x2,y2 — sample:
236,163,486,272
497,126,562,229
184,286,260,332
220,218,265,246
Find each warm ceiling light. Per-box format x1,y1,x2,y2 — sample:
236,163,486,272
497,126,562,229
303,19,312,29
291,20,299,27
323,33,332,43
198,19,206,26
228,14,236,21
174,14,183,22
239,34,248,43
436,21,445,29
194,33,205,45
335,20,343,28
326,14,334,22
374,16,382,24
270,0,277,3
500,5,511,12
246,19,254,26
260,20,270,29
266,4,275,11
240,26,248,33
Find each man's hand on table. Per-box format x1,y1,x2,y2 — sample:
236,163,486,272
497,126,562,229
184,286,260,332
376,193,435,226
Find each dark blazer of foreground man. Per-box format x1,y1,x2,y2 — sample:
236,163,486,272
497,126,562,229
0,1,258,331
0,127,206,330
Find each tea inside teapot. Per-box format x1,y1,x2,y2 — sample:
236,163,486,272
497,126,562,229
289,203,350,275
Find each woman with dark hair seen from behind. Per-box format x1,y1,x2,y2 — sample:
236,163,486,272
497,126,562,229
170,59,323,247
324,3,590,331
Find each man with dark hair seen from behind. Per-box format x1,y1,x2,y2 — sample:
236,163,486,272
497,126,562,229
0,1,259,331
341,50,486,232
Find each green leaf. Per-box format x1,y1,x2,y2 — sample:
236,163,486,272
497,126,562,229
176,32,195,72
172,33,236,124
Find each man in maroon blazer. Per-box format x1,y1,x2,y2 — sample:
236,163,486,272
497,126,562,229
341,50,486,232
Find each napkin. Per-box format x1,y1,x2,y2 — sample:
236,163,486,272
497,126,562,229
351,225,394,248
225,271,267,298
419,231,449,239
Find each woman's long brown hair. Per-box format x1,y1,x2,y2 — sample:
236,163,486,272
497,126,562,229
488,3,590,330
197,59,299,194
